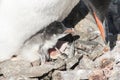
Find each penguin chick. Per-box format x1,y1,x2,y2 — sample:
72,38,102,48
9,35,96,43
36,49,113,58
0,0,79,62
18,21,68,64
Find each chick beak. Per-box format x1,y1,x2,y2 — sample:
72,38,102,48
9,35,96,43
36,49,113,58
63,28,74,34
93,12,105,41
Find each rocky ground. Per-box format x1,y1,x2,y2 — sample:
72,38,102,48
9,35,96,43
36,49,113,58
0,14,120,80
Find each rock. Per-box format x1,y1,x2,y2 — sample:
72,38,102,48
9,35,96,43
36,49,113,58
100,58,114,69
109,71,120,80
6,76,38,80
89,69,107,80
77,55,95,69
63,42,75,58
94,41,120,67
75,40,104,60
0,76,6,80
109,63,120,80
0,58,66,79
23,59,66,77
53,59,66,69
88,44,104,60
66,54,83,69
0,60,31,77
52,69,92,80
75,40,98,55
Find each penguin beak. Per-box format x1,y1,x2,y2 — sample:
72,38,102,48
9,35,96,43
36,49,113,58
93,12,105,41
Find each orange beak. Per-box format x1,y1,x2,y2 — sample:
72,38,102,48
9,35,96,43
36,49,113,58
93,12,105,41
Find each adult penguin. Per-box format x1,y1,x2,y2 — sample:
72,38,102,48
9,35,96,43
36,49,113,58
105,0,120,49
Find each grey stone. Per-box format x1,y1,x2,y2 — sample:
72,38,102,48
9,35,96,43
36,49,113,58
52,70,92,80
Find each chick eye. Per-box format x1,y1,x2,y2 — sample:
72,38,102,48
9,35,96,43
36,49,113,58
58,29,63,33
